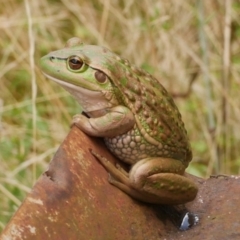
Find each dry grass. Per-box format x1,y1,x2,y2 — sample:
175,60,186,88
0,0,240,230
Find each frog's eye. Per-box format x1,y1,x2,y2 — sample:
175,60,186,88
95,70,107,83
67,56,84,70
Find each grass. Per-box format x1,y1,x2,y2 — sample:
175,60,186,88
1,0,240,231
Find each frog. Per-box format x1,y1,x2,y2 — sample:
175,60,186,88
40,37,198,205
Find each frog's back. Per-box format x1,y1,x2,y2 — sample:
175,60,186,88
79,45,192,164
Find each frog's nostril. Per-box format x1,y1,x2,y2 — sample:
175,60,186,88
50,56,55,61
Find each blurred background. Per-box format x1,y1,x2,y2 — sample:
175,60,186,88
0,0,239,230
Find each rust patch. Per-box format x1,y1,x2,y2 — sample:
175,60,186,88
42,147,73,203
1,128,240,240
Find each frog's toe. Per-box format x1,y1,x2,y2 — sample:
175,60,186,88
115,163,129,177
91,150,130,184
108,173,116,184
71,114,84,127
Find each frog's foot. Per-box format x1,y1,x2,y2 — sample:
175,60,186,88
90,150,168,203
90,151,198,205
71,106,135,138
71,113,84,128
90,150,150,201
90,150,129,184
115,163,129,177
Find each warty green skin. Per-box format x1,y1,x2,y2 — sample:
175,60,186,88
40,37,198,205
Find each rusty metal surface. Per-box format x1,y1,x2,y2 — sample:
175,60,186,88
1,127,240,240
178,175,240,240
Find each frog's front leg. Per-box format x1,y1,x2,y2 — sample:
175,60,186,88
91,151,198,205
72,106,135,137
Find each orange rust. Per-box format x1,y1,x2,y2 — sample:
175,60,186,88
1,127,240,239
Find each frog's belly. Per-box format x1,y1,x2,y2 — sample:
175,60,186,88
104,127,158,164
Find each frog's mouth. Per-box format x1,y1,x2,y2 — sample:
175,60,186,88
42,73,113,114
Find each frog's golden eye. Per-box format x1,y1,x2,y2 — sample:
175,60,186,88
95,70,107,83
68,56,84,70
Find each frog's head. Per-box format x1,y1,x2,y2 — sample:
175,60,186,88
40,38,124,117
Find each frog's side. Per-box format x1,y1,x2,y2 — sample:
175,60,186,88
40,37,198,205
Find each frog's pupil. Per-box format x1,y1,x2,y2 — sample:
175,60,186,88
71,59,78,64
68,56,83,70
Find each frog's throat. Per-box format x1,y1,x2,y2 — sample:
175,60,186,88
42,73,113,113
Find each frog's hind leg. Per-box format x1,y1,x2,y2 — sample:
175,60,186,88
90,150,197,204
129,157,198,204
90,149,129,184
90,150,154,202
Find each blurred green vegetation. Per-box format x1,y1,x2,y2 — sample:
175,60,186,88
1,0,240,230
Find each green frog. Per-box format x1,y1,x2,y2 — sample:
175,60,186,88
40,37,198,205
